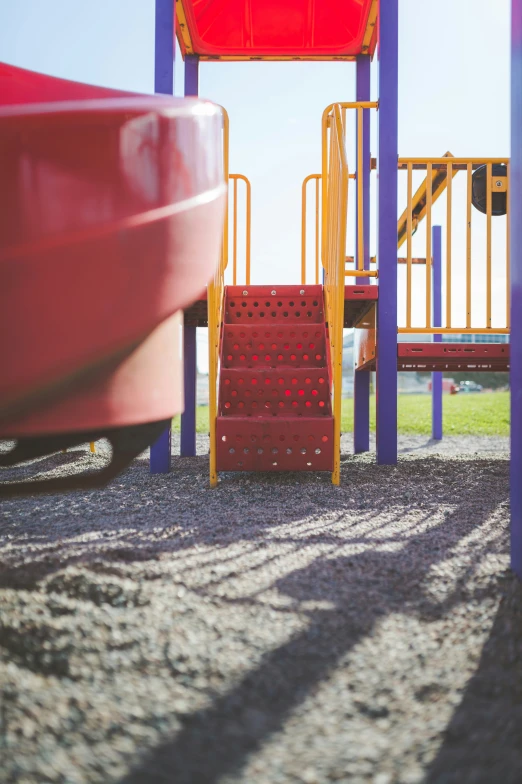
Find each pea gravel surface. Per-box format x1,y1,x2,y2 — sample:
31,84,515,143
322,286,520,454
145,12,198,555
0,433,520,784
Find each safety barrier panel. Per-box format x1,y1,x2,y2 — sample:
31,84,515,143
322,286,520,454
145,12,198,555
398,157,510,335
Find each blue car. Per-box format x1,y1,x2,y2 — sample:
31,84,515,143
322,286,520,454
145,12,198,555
459,380,483,393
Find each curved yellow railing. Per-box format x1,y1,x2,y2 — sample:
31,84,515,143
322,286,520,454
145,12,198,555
301,173,321,285
322,104,349,485
229,173,252,286
208,110,252,486
321,101,378,280
208,106,229,488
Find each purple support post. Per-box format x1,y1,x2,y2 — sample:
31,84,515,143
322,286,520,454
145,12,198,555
154,0,174,94
150,0,175,474
180,55,200,458
431,225,443,441
354,54,372,454
511,0,522,578
375,0,398,464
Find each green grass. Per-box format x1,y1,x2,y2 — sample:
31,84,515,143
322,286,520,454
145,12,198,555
174,391,509,437
173,407,209,434
341,391,509,436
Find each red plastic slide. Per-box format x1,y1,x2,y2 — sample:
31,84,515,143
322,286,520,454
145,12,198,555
0,63,225,440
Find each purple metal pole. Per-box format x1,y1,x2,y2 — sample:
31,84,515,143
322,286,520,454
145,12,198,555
511,0,522,578
356,55,371,286
354,54,371,454
154,0,174,94
150,0,175,474
375,0,398,464
431,226,443,441
184,54,199,96
180,54,200,458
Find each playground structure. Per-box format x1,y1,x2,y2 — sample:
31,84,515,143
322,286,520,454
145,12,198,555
150,0,510,484
1,0,521,580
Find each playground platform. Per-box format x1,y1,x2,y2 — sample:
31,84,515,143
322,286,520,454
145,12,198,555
185,285,378,328
185,286,511,375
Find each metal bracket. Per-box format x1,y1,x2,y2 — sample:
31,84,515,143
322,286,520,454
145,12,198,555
492,176,508,192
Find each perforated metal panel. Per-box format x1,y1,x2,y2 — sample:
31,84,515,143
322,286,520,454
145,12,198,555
220,369,331,417
225,286,324,325
216,285,334,473
222,325,327,369
217,418,334,471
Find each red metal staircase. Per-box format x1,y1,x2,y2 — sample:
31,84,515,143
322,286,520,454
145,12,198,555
216,285,334,472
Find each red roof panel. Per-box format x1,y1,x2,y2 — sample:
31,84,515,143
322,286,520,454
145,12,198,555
177,0,377,60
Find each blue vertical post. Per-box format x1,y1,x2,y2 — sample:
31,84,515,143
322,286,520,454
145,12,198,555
354,54,372,453
431,226,443,440
375,0,398,464
511,0,522,578
180,55,200,458
150,0,175,474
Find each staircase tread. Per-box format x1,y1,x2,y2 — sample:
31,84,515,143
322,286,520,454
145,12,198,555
221,367,328,373
217,415,333,423
223,323,325,329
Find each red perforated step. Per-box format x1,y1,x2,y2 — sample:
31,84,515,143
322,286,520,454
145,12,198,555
216,417,334,472
222,324,327,369
216,285,334,474
220,368,331,417
224,285,324,324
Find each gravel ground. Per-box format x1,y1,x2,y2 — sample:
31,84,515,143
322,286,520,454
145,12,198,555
0,433,520,784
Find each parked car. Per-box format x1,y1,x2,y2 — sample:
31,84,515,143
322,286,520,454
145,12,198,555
459,380,483,393
427,378,459,394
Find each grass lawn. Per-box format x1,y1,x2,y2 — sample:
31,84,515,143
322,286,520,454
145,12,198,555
173,391,509,437
341,391,509,436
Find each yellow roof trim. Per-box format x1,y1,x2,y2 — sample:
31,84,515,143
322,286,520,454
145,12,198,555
176,0,194,56
199,55,357,62
361,0,378,56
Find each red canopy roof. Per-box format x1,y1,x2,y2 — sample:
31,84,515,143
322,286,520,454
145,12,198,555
176,0,378,61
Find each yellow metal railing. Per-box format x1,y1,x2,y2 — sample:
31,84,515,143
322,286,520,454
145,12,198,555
301,173,321,284
321,101,378,280
398,157,510,334
301,102,378,286
208,107,229,487
208,110,252,486
229,173,251,286
322,105,349,485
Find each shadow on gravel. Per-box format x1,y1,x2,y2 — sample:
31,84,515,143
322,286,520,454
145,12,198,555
0,451,514,782
425,575,522,784
0,451,80,483
117,462,512,784
398,438,433,453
